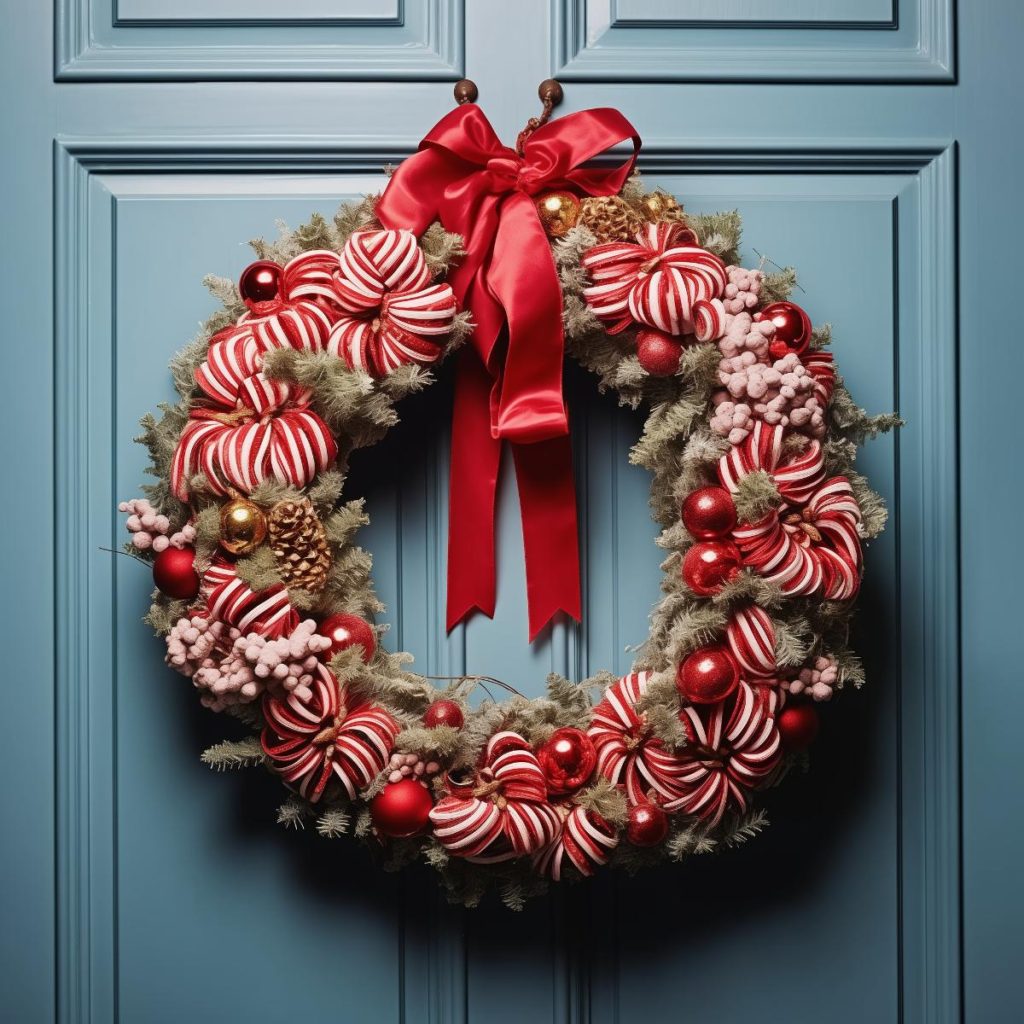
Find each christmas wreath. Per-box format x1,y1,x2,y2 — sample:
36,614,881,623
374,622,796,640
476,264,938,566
122,98,896,908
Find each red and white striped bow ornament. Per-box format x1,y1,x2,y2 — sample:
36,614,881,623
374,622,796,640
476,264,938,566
587,671,693,808
429,731,562,863
323,229,457,377
532,804,618,880
669,681,782,827
200,556,298,639
172,324,337,500
260,664,400,803
717,423,863,599
582,223,729,341
726,605,778,680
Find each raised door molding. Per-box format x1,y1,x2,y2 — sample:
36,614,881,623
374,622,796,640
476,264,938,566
55,0,463,80
54,137,958,1023
552,0,954,82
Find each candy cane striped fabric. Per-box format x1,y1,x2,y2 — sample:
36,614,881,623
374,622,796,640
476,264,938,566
281,250,343,309
715,423,863,600
717,422,825,506
261,664,400,803
588,671,692,808
332,230,432,313
668,681,782,826
582,223,728,337
803,349,836,403
726,606,777,679
201,556,297,638
429,731,562,863
532,805,618,881
239,300,334,354
326,282,456,378
172,405,337,501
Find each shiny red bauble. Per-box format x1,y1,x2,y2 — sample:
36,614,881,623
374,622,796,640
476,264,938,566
681,540,743,596
756,301,812,359
370,779,434,838
636,329,683,376
677,644,740,704
627,802,669,847
537,727,597,794
423,699,465,730
152,544,200,600
319,613,376,662
238,260,282,304
681,486,737,539
777,704,820,751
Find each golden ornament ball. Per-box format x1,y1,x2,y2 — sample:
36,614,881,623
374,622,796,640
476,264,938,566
535,191,581,238
219,498,268,556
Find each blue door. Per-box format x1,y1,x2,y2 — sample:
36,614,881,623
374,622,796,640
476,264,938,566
2,2,1021,1022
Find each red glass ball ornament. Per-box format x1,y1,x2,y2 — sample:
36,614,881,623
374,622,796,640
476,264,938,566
627,802,669,847
423,699,465,730
152,545,200,600
676,644,740,704
681,486,737,540
238,260,282,305
636,329,683,376
777,704,820,751
319,613,376,662
538,727,597,794
370,779,434,838
681,540,742,596
756,301,812,359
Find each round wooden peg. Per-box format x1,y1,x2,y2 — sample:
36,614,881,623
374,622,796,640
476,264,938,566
453,79,478,105
538,79,564,108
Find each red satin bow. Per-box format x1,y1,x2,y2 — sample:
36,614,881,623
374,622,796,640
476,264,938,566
377,103,641,639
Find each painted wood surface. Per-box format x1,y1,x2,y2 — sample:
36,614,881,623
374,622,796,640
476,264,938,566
2,1,1022,1022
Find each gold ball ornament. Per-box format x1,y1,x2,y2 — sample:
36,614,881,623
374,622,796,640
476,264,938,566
535,191,581,238
219,498,268,556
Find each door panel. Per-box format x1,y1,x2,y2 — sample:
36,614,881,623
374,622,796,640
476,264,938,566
553,0,953,81
6,0,1022,1020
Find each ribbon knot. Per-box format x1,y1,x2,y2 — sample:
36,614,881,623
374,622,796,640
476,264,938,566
377,103,640,639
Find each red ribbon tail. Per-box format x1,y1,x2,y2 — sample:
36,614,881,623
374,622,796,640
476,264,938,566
513,437,582,641
446,350,500,631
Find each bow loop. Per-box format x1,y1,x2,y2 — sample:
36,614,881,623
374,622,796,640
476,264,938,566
377,102,641,639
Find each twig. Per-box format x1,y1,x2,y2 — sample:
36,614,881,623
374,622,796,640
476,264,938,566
752,248,806,293
98,545,151,568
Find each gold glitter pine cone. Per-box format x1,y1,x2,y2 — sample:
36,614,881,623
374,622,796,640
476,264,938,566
267,498,332,592
640,190,686,224
578,195,644,244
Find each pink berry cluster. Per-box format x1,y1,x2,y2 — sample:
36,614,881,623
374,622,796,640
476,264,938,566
120,498,195,552
165,616,331,711
386,751,440,785
782,655,840,702
722,265,763,314
708,296,826,445
711,351,827,445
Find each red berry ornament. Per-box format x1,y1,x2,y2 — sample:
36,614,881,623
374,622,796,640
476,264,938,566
777,704,820,751
627,803,669,847
319,613,376,662
636,329,683,376
423,699,465,730
756,301,812,359
371,779,434,838
238,260,282,305
152,544,200,600
681,486,737,539
538,727,597,794
677,644,740,704
681,540,742,596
